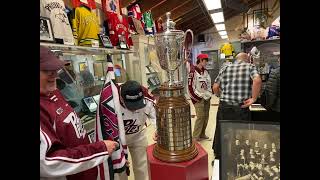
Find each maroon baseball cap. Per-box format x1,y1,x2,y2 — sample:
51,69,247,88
40,46,65,71
197,53,209,59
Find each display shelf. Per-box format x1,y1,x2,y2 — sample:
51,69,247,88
241,38,280,44
40,42,135,55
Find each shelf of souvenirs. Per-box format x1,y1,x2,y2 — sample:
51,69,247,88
241,37,280,44
40,42,135,56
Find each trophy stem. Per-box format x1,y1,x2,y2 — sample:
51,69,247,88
167,71,174,86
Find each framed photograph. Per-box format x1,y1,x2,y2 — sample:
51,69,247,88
40,16,55,42
253,10,268,27
93,62,104,78
79,62,87,72
83,97,97,113
98,34,113,48
220,120,280,180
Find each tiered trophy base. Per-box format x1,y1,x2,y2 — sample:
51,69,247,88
153,142,198,163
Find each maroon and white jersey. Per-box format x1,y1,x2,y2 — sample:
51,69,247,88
106,12,131,47
186,61,212,104
40,90,109,180
118,87,156,145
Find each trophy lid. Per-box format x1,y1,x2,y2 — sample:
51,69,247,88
156,12,184,36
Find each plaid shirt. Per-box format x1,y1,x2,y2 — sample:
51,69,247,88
215,61,259,103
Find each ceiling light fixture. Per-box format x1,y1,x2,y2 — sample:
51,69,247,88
204,0,222,10
215,23,226,31
218,31,227,36
221,35,228,39
211,12,224,24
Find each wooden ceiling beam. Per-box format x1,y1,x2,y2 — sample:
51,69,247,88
151,0,193,20
175,9,204,26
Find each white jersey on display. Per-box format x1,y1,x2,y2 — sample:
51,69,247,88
40,0,75,45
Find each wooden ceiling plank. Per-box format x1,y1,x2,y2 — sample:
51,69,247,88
151,0,192,20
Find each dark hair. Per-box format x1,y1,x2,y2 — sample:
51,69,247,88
196,57,208,64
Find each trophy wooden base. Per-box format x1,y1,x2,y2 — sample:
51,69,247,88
148,142,209,180
153,141,198,163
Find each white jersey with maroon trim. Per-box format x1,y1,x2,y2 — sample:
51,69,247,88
40,0,75,45
118,87,156,145
186,61,212,104
40,90,109,180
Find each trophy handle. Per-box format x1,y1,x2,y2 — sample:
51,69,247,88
183,29,194,61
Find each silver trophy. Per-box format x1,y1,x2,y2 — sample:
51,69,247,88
153,12,198,163
154,12,193,86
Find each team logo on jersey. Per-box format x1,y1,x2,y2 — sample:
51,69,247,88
123,119,140,134
56,107,64,115
63,112,86,139
200,81,208,89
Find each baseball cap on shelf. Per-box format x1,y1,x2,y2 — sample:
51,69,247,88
40,46,66,71
197,53,209,59
120,80,146,110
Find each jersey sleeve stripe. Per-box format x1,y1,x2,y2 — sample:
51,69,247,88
45,151,108,163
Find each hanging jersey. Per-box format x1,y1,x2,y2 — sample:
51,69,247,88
155,17,164,33
40,0,75,45
106,12,131,47
143,11,154,35
128,3,143,20
72,6,100,46
71,0,96,9
101,0,120,14
220,43,234,56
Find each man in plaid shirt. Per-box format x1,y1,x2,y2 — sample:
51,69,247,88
212,52,262,160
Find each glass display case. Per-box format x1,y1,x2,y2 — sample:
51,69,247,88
41,42,135,132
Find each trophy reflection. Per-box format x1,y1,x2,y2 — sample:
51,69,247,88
153,12,198,162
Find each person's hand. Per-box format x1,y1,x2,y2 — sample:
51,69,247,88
103,140,119,155
241,98,256,108
125,160,130,168
153,131,158,141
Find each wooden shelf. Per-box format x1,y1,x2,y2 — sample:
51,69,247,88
40,42,135,55
241,38,280,44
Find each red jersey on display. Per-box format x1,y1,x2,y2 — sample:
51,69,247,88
40,90,109,180
106,12,132,47
72,0,96,9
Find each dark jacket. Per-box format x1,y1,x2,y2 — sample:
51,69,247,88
265,67,280,112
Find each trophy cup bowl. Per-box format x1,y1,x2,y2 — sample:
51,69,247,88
153,12,198,163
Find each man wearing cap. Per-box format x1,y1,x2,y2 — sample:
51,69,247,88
40,46,118,180
117,80,156,180
186,53,212,141
212,52,262,160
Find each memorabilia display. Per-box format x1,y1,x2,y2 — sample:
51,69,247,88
101,0,120,14
93,62,104,78
106,12,131,47
83,96,98,112
98,34,113,48
118,34,129,49
40,17,55,42
152,12,198,162
220,120,280,180
220,42,235,57
72,6,100,46
40,0,75,45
